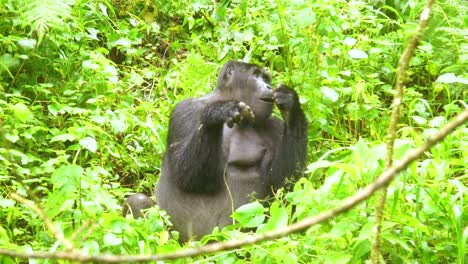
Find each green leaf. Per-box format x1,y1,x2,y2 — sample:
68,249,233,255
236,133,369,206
0,53,20,70
103,233,122,246
51,133,76,142
429,116,445,127
411,115,427,125
296,9,316,27
0,198,15,208
51,165,83,191
5,133,19,143
17,38,37,49
435,73,468,84
232,201,265,228
48,104,60,116
321,87,339,103
11,103,31,123
343,37,357,46
283,253,298,264
324,252,352,264
348,49,368,59
79,137,98,152
258,202,288,233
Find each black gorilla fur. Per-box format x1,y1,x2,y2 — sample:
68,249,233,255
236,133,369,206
125,61,308,241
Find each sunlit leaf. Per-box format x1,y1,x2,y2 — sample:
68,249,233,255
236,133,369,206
0,198,15,208
11,102,31,123
429,116,445,127
348,49,368,59
51,133,75,142
17,38,37,49
0,53,20,70
296,8,316,27
411,115,427,125
232,201,265,228
343,37,357,46
321,87,339,103
258,202,288,233
51,165,83,191
5,133,19,143
80,137,98,152
103,233,122,246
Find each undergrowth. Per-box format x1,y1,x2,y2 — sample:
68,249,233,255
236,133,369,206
0,0,466,263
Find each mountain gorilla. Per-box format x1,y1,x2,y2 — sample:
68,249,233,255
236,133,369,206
125,60,307,242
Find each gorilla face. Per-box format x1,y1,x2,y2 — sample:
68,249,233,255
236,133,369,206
217,61,274,124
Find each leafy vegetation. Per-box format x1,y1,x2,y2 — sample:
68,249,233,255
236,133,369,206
0,0,466,263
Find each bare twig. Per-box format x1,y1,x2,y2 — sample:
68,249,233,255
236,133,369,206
371,1,435,262
2,108,466,263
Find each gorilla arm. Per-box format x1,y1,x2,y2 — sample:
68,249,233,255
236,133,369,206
269,85,308,188
165,98,254,194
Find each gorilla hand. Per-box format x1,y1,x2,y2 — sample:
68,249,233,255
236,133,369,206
273,85,300,122
226,101,255,128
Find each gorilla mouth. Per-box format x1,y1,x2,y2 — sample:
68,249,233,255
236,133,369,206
259,97,274,103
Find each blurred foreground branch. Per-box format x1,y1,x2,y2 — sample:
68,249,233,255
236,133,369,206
1,108,466,263
372,0,435,262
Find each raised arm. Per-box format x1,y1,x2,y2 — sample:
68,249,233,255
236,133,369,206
164,98,254,194
270,85,308,188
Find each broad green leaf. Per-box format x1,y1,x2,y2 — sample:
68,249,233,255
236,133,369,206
429,116,445,127
11,102,31,123
258,202,288,233
51,165,83,191
232,201,265,228
411,115,427,125
5,133,19,143
110,117,127,133
45,189,71,218
79,137,98,152
321,87,339,103
283,253,298,264
0,53,20,70
109,219,128,234
306,160,333,174
48,104,60,116
17,38,37,49
343,37,357,46
348,49,368,59
103,233,122,246
51,133,75,142
296,9,316,27
324,252,352,264
435,73,468,84
0,198,15,208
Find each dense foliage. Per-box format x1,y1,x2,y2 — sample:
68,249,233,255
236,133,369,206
0,0,466,263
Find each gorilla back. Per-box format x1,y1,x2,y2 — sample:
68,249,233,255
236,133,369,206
155,61,307,241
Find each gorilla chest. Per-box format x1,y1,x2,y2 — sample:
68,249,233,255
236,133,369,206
222,125,273,199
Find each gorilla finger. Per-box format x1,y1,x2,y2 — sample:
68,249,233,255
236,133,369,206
238,102,251,113
232,111,241,122
247,109,255,122
226,118,235,128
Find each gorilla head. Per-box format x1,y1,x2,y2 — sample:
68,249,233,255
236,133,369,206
215,61,274,123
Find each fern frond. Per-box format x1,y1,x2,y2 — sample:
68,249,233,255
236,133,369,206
20,0,72,43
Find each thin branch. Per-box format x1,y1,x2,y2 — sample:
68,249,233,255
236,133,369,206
1,108,466,263
371,0,435,262
9,193,76,252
